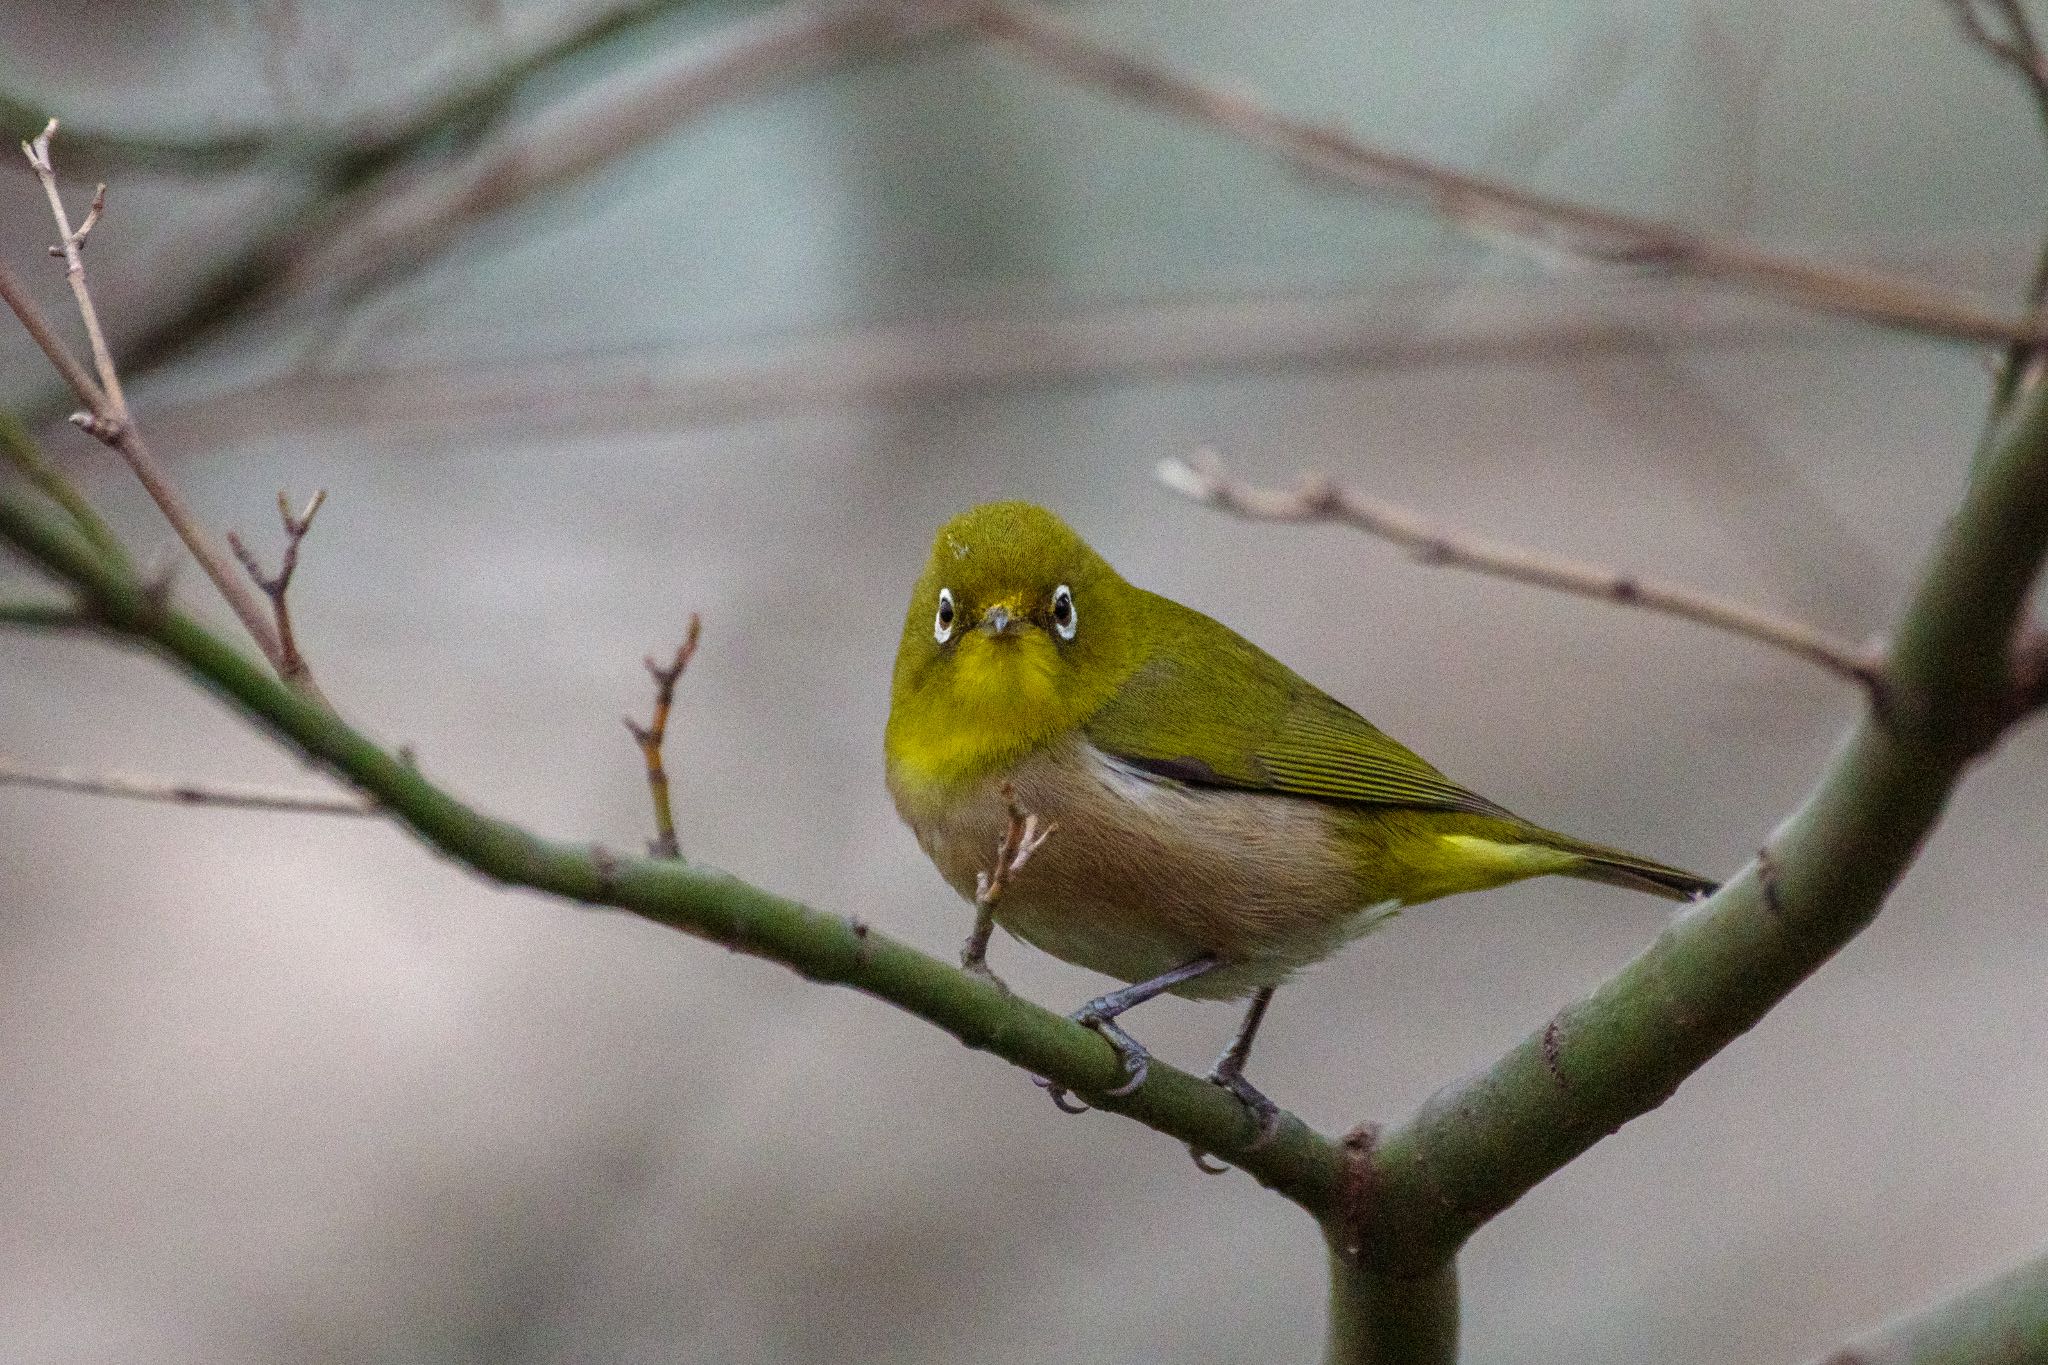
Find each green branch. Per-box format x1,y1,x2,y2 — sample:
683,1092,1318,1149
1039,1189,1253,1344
0,478,1353,1213
7,369,2048,1361
1352,379,2048,1283
1809,1245,2048,1364
0,411,128,571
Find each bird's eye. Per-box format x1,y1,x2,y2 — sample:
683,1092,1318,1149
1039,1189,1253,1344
935,588,956,643
1051,584,1076,640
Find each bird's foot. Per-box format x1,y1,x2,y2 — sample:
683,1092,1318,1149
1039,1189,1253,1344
961,958,1010,994
1075,1007,1151,1096
1187,1064,1283,1173
1208,1062,1282,1148
1032,1002,1154,1115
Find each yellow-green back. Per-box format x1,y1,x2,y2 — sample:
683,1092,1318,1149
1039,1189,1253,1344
885,501,1715,904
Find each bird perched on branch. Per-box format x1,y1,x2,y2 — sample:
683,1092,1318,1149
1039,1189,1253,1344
884,501,1714,1146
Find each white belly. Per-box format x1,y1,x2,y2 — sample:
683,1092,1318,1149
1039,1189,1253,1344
890,738,1398,1000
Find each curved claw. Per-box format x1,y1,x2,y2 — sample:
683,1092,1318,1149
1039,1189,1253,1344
1079,1012,1152,1097
1049,1088,1092,1114
1188,1145,1230,1175
1031,1073,1092,1114
1102,1051,1148,1096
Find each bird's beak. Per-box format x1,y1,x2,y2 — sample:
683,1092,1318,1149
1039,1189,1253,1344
981,604,1015,636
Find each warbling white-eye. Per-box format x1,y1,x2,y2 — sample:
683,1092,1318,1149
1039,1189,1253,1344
885,502,1713,1141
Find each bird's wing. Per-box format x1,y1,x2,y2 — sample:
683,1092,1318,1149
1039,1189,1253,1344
1083,592,1510,817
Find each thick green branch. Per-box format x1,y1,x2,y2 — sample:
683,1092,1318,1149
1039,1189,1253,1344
0,481,1351,1213
1321,1218,1458,1365
1352,379,2048,1276
1810,1245,2048,1364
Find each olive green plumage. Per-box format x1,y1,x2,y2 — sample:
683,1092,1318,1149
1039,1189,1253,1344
885,501,1713,1005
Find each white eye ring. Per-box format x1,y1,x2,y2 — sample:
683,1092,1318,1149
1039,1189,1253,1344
1051,584,1076,640
934,588,956,643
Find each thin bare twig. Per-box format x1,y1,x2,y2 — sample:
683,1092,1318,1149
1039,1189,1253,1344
227,490,327,691
0,757,375,815
45,182,105,257
1159,452,1883,690
15,120,291,677
961,780,1053,986
622,614,702,859
0,257,107,411
943,0,2041,345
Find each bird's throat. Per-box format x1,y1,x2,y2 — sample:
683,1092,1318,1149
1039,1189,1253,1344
886,632,1081,794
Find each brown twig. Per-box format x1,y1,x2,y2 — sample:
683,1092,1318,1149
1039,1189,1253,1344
1159,451,1884,690
622,614,702,859
0,258,106,411
0,757,375,815
14,120,291,677
961,780,1053,985
46,182,105,257
942,0,2042,345
226,490,327,692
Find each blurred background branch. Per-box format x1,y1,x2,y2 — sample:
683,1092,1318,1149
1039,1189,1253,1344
0,756,375,814
4,2,2048,1363
1159,450,1883,689
948,0,2046,345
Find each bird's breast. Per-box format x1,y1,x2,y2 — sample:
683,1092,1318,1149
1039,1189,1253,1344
888,736,1381,999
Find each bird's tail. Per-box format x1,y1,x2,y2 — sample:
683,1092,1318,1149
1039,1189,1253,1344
1552,834,1719,903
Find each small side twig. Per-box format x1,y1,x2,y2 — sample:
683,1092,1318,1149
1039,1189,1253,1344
1159,451,1884,691
46,181,105,257
623,614,702,859
0,757,375,815
227,490,327,693
14,119,291,678
962,780,1054,987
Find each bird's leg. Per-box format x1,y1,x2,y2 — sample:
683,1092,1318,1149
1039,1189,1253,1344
1190,986,1282,1172
958,901,1005,990
1036,955,1219,1113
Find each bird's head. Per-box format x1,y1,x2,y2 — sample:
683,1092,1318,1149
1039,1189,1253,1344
886,502,1144,786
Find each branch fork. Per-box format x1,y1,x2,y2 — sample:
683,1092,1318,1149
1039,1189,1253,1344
7,119,314,692
623,614,703,859
227,490,328,690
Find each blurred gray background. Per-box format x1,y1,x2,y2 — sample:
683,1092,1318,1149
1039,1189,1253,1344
2,1,2046,1362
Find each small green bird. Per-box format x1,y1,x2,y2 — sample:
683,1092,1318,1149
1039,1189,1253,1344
885,502,1713,1140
